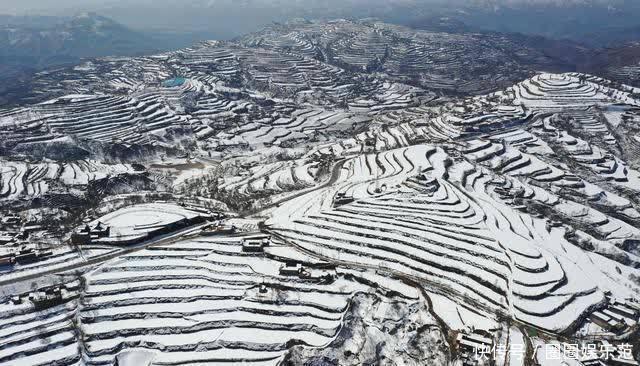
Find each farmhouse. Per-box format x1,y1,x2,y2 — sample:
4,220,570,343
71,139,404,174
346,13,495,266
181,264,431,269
588,297,640,334
72,222,111,245
456,331,493,364
10,295,21,305
333,192,355,207
0,252,14,265
413,174,440,192
201,221,236,236
362,137,376,153
29,288,62,308
82,203,213,246
15,248,39,264
589,311,627,333
280,261,304,276
608,300,639,320
242,235,271,253
14,285,70,310
623,299,640,313
605,306,635,322
11,246,53,264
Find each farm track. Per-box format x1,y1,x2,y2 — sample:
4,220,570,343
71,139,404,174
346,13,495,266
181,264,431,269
249,159,347,217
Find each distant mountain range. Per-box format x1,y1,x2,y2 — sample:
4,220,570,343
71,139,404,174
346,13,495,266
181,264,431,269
3,3,640,95
15,0,636,47
0,13,156,79
403,0,640,46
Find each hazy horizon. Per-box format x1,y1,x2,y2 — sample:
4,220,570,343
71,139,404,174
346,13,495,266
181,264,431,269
2,0,640,43
0,0,630,15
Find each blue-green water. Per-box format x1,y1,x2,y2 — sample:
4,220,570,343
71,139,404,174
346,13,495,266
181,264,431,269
162,77,186,87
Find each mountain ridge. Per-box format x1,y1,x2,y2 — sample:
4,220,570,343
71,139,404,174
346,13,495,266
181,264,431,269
0,12,156,78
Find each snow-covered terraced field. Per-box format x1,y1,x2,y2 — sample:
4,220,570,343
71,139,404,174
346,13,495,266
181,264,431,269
0,236,417,365
513,73,612,110
239,21,571,95
0,159,139,199
0,300,81,366
266,143,640,332
220,159,322,196
81,239,357,364
213,108,371,148
0,92,188,148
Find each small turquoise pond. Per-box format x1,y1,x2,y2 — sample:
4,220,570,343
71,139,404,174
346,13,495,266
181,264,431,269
162,77,186,87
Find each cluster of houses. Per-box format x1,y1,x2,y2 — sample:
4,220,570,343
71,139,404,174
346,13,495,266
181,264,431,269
0,215,21,247
456,330,494,366
201,219,236,236
0,214,55,267
71,203,222,246
10,284,74,310
177,202,222,217
71,222,111,245
0,247,53,266
589,296,640,335
0,215,44,247
238,236,315,279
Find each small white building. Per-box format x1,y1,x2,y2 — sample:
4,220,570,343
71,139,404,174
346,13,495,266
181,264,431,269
280,261,303,276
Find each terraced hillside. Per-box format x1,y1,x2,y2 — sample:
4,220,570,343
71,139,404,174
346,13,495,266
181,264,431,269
0,235,443,365
265,143,638,333
1,19,640,366
580,42,640,89
239,20,578,95
217,72,640,360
